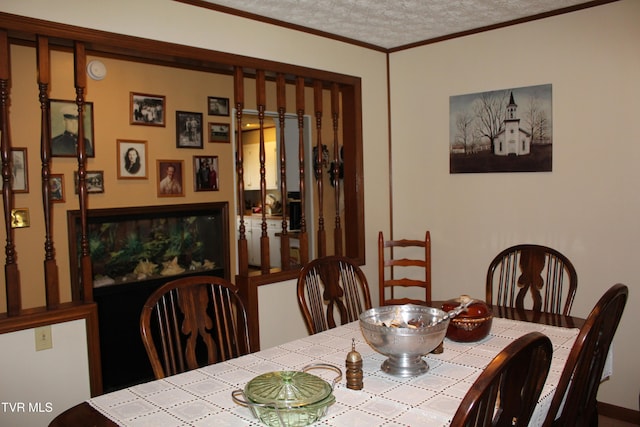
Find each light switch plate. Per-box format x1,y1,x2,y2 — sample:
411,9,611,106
35,325,53,351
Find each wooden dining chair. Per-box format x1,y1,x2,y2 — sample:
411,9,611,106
486,244,577,316
140,275,251,379
378,230,431,306
450,331,553,427
297,255,372,335
542,283,628,427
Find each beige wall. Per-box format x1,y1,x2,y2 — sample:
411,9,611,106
2,0,638,412
389,0,639,410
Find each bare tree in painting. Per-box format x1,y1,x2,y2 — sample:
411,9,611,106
473,90,509,152
455,110,475,154
523,93,540,143
523,91,550,145
536,111,550,144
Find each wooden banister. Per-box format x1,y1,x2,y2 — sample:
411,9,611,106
313,80,326,258
37,35,60,309
234,67,249,278
0,29,20,316
276,73,291,270
331,82,342,255
296,76,309,265
256,70,270,274
73,41,93,303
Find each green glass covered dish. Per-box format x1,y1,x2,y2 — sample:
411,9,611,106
232,363,342,427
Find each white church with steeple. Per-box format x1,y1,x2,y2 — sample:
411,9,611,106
493,92,531,156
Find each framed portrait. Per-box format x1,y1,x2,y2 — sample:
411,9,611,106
11,148,28,193
49,99,95,157
50,174,64,203
130,92,165,127
157,160,185,197
74,170,104,194
194,155,219,192
176,111,203,149
117,139,148,179
207,96,229,116
208,122,230,143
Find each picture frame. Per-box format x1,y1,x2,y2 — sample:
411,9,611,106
130,92,165,127
50,174,65,203
157,160,185,197
449,83,553,173
50,99,95,157
11,148,28,193
176,111,203,149
208,96,230,116
10,208,30,229
117,139,148,179
208,122,230,143
74,170,104,194
194,155,219,191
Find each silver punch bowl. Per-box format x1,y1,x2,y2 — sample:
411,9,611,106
359,305,449,377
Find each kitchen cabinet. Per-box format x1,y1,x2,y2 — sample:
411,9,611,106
266,219,282,269
276,116,303,192
244,140,278,190
241,216,282,269
249,218,261,267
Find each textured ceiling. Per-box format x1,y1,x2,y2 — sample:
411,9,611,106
201,0,597,50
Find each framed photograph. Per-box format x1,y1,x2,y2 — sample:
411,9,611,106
194,155,219,191
208,122,230,143
208,96,229,116
50,174,64,203
11,148,28,193
50,99,95,157
130,92,165,127
157,160,184,197
176,111,203,148
74,170,104,194
117,139,148,179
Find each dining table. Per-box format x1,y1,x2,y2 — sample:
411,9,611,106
49,303,607,427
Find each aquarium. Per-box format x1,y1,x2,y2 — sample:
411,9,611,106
67,202,230,297
67,202,230,391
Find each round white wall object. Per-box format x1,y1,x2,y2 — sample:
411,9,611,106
86,60,107,80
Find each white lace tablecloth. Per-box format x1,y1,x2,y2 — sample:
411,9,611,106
89,318,605,426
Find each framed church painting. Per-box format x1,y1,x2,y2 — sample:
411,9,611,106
449,84,552,173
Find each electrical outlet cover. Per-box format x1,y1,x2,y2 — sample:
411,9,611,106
35,325,53,351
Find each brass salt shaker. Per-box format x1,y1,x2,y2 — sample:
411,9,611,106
345,338,363,390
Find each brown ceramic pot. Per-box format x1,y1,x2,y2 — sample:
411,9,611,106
442,295,493,342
